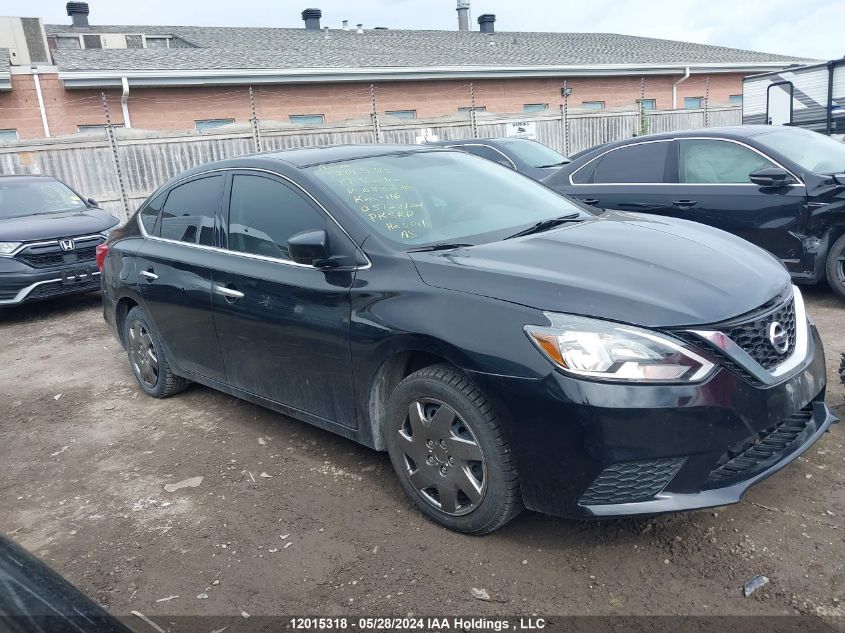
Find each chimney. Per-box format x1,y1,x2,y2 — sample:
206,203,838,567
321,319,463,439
301,8,322,31
478,13,495,33
66,2,90,28
356,23,364,34
342,20,349,30
456,0,470,31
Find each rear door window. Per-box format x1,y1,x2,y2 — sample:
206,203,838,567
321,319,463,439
159,175,224,245
226,174,326,261
138,192,165,235
679,139,776,183
591,142,672,183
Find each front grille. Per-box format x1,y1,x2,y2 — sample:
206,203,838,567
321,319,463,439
669,293,798,385
13,236,103,270
724,298,796,370
27,277,100,300
16,246,97,269
579,457,686,505
706,404,814,485
671,331,763,386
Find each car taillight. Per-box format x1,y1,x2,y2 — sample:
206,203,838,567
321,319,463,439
95,243,109,271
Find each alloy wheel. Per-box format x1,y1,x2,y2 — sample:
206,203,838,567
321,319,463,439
128,320,159,388
837,252,845,284
396,398,486,516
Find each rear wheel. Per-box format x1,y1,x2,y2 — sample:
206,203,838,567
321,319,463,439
385,364,522,534
123,306,188,398
825,233,845,300
839,353,845,386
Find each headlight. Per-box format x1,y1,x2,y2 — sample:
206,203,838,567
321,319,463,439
525,312,714,383
0,242,21,256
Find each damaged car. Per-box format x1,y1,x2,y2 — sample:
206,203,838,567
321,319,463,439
99,145,835,534
543,126,845,298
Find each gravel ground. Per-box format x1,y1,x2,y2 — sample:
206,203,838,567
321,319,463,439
0,286,843,625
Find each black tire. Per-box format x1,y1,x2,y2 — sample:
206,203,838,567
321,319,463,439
123,306,188,398
839,353,845,387
385,364,522,534
825,233,845,300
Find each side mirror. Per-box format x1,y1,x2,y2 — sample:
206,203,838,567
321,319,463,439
288,229,331,267
749,167,794,188
87,198,99,207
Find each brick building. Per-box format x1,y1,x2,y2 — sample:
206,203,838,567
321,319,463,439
0,2,811,140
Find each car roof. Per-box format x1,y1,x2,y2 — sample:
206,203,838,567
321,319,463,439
259,143,445,168
427,138,530,148
585,125,782,151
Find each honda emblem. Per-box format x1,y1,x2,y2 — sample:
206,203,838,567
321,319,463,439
59,239,75,252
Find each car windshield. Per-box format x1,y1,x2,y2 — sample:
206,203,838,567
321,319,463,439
0,178,88,219
501,139,570,168
309,151,590,247
754,128,845,174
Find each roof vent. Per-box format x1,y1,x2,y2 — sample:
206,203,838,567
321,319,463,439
478,13,495,34
356,23,364,34
342,19,349,30
457,0,470,31
66,2,90,28
301,8,322,31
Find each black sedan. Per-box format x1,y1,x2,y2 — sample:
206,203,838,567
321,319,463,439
427,137,570,179
99,145,834,534
0,175,119,306
543,126,845,298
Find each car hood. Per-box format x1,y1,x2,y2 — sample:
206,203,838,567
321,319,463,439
409,211,791,328
0,208,119,242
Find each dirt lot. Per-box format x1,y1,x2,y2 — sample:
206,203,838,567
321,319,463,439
1,286,843,625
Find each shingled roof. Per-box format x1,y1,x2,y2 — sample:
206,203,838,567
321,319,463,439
44,23,813,87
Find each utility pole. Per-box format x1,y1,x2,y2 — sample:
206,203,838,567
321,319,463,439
469,82,479,138
101,92,130,221
249,86,262,152
370,83,381,143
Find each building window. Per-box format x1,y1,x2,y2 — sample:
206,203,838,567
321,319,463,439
146,36,171,49
125,34,144,49
637,99,656,110
523,103,548,113
289,114,325,125
580,101,605,110
55,36,81,49
729,94,743,105
684,97,704,109
195,119,235,132
82,34,102,49
458,106,486,112
385,110,417,119
78,124,125,133
0,129,18,140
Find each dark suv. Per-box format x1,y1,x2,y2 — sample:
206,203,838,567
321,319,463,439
99,145,835,534
0,175,119,306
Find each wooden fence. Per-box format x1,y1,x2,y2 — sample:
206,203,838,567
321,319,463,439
0,106,741,220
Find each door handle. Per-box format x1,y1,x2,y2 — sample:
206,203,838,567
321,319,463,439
581,198,600,206
140,269,158,281
672,199,698,209
213,283,244,302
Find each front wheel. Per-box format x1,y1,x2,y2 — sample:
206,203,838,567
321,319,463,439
385,364,522,534
825,233,845,300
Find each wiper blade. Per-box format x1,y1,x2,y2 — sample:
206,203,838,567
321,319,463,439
504,213,583,239
407,242,474,253
536,161,570,168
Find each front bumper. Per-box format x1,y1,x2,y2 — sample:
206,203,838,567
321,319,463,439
0,267,101,305
467,324,835,519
